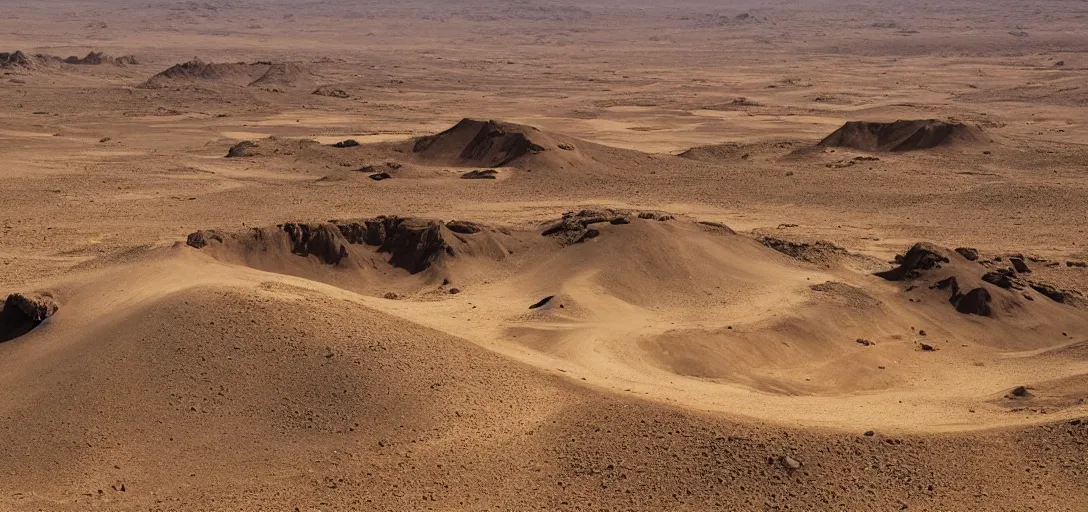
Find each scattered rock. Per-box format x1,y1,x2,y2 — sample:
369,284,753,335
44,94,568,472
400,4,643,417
1009,257,1031,273
1067,261,1087,268
981,270,1015,289
383,292,400,300
863,430,875,437
332,139,359,148
954,247,979,261
448,288,461,295
542,209,667,245
920,343,936,351
368,172,392,181
762,236,848,266
778,455,802,470
856,338,874,346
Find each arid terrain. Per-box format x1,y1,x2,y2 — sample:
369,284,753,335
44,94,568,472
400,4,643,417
2,0,1088,510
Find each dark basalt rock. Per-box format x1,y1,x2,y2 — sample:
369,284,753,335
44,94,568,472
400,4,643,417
982,271,1015,289
1030,282,1066,303
954,247,979,261
282,223,350,265
1,293,59,342
186,230,224,249
225,140,257,158
875,243,950,281
461,170,498,180
332,139,360,148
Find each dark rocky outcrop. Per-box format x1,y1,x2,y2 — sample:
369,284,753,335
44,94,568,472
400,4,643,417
186,230,224,249
875,243,950,281
332,139,359,148
0,51,32,69
226,140,257,158
954,247,979,261
1,293,59,342
762,237,849,266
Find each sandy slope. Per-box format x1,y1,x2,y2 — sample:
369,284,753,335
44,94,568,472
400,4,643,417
2,0,1088,509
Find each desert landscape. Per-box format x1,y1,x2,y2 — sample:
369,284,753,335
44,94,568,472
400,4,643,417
2,0,1088,510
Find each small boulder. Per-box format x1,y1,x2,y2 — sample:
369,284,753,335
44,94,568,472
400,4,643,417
778,455,802,470
225,140,257,158
954,247,979,261
1009,257,1031,273
461,169,498,180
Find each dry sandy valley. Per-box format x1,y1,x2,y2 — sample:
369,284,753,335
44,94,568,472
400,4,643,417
2,0,1088,510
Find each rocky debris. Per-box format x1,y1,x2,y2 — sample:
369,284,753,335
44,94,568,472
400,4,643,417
225,140,257,158
920,343,937,351
637,212,675,221
312,86,349,98
875,243,950,281
1007,386,1032,399
461,170,498,180
357,162,402,174
186,230,224,249
1,292,59,342
368,172,392,181
61,51,137,65
557,143,575,150
955,247,979,261
762,237,848,266
1009,257,1031,273
856,338,874,346
0,51,32,69
529,296,555,309
818,119,986,152
332,139,359,148
1067,261,1087,268
448,288,461,295
383,292,399,300
778,455,802,470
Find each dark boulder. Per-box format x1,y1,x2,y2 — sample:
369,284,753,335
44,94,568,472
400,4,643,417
875,243,950,281
1,293,59,342
225,140,257,158
954,247,979,261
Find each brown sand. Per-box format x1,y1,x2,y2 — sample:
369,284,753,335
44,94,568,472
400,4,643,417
2,0,1088,510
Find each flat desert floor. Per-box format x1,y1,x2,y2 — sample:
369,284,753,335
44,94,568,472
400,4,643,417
2,0,1088,510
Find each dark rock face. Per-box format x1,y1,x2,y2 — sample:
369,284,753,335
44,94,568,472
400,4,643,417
1030,282,1066,303
1,293,59,342
282,223,350,265
226,140,257,158
982,271,1015,289
186,230,224,249
445,220,484,234
955,247,979,261
0,51,32,68
875,243,950,281
1009,257,1031,273
368,172,392,181
954,287,992,316
461,170,498,180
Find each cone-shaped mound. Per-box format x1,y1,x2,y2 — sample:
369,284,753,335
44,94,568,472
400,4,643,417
818,119,986,152
248,62,315,88
410,118,587,169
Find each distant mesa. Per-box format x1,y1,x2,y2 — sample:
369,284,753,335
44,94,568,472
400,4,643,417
0,292,58,342
818,119,986,152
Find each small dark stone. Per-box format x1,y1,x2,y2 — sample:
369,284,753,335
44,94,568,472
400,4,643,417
1008,386,1031,398
448,288,461,295
779,455,802,470
1009,257,1031,273
369,172,392,181
954,247,979,261
919,330,927,336
856,338,874,346
1030,282,1066,303
529,296,555,309
863,430,875,437
332,139,360,148
461,169,498,180
920,343,936,351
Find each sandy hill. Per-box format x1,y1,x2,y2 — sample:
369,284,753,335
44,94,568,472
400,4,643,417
247,62,316,89
409,118,591,170
818,119,987,152
1,209,1088,509
139,59,270,88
